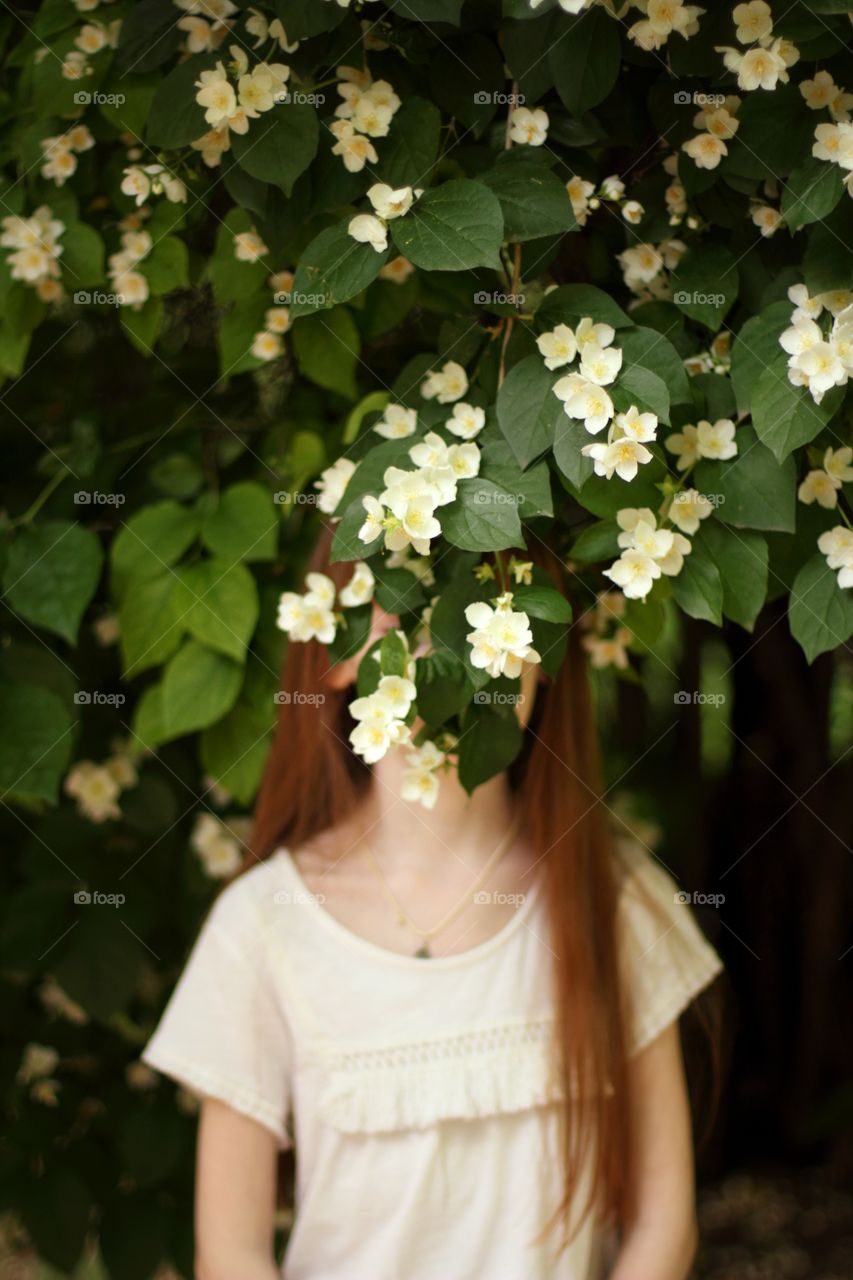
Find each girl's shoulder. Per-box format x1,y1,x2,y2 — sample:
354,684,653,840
203,849,291,950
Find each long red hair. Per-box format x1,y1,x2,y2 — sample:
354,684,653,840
247,524,638,1241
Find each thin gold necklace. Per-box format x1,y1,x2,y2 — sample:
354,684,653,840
359,814,523,958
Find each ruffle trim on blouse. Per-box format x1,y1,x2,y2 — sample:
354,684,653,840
315,1015,566,1135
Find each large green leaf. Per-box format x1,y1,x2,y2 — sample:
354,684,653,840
548,8,621,116
479,160,576,242
496,355,564,468
535,283,632,331
696,521,769,632
146,52,215,148
672,245,738,331
289,223,390,319
231,103,319,197
458,703,523,792
378,96,441,188
730,301,792,415
3,520,103,644
695,426,796,532
751,364,844,462
789,553,853,663
201,481,279,563
390,180,504,272
200,697,275,804
111,501,200,599
118,572,185,676
782,156,844,231
440,478,524,551
0,683,74,806
670,536,723,625
160,641,243,740
170,559,259,662
292,308,361,400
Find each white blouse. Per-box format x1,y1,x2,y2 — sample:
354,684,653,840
142,842,722,1280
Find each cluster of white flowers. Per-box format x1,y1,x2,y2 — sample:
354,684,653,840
716,2,799,93
349,674,415,763
582,405,658,482
465,593,541,679
566,172,646,228
63,748,138,823
277,564,375,644
0,207,64,297
233,226,269,263
665,418,738,468
192,44,292,166
249,269,293,362
604,507,692,600
684,332,732,377
626,0,703,52
121,162,187,207
539,317,638,448
780,284,853,405
818,526,853,589
348,183,421,253
400,740,446,810
39,124,94,187
580,590,632,670
682,96,740,170
107,228,153,309
47,13,120,80
178,0,293,56
509,106,549,147
618,238,686,299
315,456,357,514
420,359,469,404
190,811,245,878
798,446,853,509
359,431,481,557
812,119,853,200
330,66,401,173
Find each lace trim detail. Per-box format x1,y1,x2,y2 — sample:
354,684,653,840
315,1015,565,1134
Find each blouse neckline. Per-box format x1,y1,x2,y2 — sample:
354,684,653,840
273,846,545,971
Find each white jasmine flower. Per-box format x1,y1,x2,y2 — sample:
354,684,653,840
818,526,853,588
348,213,388,253
582,437,654,481
330,120,378,173
339,562,375,607
421,360,468,403
358,495,387,544
798,469,840,509
553,373,614,434
536,324,577,369
600,174,626,201
509,106,549,146
251,331,283,361
233,229,269,261
195,61,237,126
583,626,633,669
579,341,622,386
682,133,728,169
465,593,541,680
191,813,242,879
566,175,595,225
622,200,645,225
733,0,772,43
64,761,121,823
374,404,417,438
575,317,616,351
367,183,415,219
615,404,658,443
751,204,782,236
315,456,356,515
447,402,485,439
696,418,738,460
669,488,714,533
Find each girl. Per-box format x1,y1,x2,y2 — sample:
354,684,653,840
143,532,722,1280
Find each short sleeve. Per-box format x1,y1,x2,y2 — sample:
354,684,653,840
616,841,723,1057
142,875,293,1146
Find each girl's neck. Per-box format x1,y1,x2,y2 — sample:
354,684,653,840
351,753,518,875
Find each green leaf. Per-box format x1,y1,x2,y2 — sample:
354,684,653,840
121,297,164,356
231,103,319,197
620,324,692,406
535,283,632,332
553,416,594,489
20,1168,91,1274
458,703,523,792
373,565,427,615
146,52,215,148
569,519,620,563
751,363,844,462
730,301,791,415
54,911,143,1021
273,0,346,38
698,521,768,632
116,0,181,70
672,245,738,331
293,307,361,400
201,481,278,562
429,571,495,687
3,520,103,644
160,640,243,740
118,573,184,676
200,697,275,804
670,538,723,624
782,156,844,231
378,97,441,188
170,559,259,662
415,650,470,726
60,223,105,288
388,0,463,20
548,8,621,116
479,160,576,241
789,553,853,663
479,439,554,518
328,603,372,665
512,584,572,623
139,236,189,296
441,478,524,551
380,629,408,677
111,501,200,599
496,354,564,467
695,426,796,533
0,683,74,806
390,180,504,272
612,365,670,424
290,223,390,319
